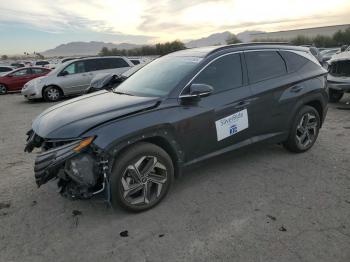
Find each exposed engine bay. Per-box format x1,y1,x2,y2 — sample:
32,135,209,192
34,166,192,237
25,130,110,201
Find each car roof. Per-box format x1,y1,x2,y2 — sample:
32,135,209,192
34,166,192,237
169,43,309,58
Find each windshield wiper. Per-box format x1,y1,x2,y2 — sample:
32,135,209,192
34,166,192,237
113,90,134,96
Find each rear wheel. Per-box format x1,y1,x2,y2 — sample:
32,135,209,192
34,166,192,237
110,142,174,212
0,84,7,95
328,88,344,103
43,86,62,102
283,106,320,153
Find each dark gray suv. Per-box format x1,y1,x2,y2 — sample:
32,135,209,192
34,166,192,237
25,43,328,212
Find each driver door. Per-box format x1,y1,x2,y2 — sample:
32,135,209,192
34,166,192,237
58,61,92,94
178,53,253,161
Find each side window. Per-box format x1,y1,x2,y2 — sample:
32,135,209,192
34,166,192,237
31,68,45,74
63,61,86,74
279,51,308,73
11,69,31,76
109,58,130,68
85,59,103,71
63,63,76,74
193,54,243,93
245,51,287,83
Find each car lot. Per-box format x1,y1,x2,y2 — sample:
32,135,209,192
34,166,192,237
0,94,349,262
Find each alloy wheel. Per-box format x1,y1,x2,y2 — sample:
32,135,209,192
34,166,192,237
295,112,318,149
0,84,6,94
121,156,168,206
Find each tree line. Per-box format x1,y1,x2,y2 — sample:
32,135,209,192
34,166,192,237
253,27,350,48
99,40,186,56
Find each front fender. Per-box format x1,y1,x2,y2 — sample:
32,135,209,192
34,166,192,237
82,111,185,163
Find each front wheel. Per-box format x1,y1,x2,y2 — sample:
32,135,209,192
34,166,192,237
283,106,320,153
0,84,7,95
43,86,62,102
110,142,174,212
328,89,344,103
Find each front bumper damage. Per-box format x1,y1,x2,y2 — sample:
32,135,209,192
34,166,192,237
25,130,110,201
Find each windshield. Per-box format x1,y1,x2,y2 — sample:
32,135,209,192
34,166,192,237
115,55,202,97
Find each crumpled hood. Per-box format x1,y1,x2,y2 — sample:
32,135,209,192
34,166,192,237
32,91,160,139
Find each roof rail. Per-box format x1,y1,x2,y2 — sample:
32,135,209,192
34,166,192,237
206,42,292,56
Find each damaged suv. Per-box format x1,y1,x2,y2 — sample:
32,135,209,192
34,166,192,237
25,44,328,212
327,51,350,102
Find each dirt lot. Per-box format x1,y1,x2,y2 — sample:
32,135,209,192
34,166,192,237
0,93,349,262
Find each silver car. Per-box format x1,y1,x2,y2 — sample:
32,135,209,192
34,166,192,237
22,56,133,101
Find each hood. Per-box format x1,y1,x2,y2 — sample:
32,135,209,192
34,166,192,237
329,51,350,63
32,91,160,139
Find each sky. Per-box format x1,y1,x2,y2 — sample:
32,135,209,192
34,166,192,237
0,0,350,55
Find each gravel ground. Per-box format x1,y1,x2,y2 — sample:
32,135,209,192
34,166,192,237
0,93,349,262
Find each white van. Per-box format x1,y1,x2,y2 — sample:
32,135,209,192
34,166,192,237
22,56,133,101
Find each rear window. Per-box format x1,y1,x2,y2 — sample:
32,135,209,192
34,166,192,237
279,51,308,73
245,51,287,83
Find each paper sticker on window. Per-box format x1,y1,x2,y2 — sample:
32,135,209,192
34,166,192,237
215,109,248,141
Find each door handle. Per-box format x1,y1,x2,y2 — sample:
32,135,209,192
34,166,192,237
234,100,250,109
291,85,303,93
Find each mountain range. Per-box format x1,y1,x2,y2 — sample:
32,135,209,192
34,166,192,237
41,30,264,57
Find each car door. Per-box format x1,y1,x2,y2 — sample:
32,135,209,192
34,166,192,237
243,50,290,139
57,61,92,94
179,53,253,160
8,68,32,91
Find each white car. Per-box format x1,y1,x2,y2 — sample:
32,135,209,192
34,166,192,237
22,56,134,101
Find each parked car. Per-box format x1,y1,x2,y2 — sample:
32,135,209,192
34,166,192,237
34,60,50,67
320,48,341,63
10,63,25,68
0,66,15,76
327,51,350,102
22,56,134,101
86,63,147,93
0,67,51,94
25,43,328,212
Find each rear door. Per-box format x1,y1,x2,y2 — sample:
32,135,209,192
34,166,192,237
243,50,291,139
179,53,253,159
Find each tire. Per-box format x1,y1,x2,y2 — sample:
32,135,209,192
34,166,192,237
283,105,320,153
328,89,344,103
110,142,174,212
0,84,7,95
43,86,62,102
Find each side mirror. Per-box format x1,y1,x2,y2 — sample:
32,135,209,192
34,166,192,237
59,71,69,77
180,83,213,101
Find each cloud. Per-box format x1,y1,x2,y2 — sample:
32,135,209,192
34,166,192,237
0,0,349,44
